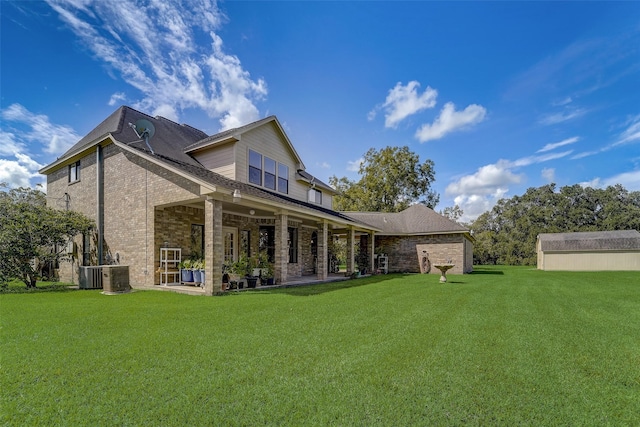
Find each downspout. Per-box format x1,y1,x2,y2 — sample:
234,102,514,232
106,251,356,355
96,145,104,265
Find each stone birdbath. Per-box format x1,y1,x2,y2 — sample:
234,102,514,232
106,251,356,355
433,263,454,283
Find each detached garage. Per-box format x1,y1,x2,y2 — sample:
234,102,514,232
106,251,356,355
537,230,640,271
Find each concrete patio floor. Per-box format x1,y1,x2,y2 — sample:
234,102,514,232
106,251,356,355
137,273,353,296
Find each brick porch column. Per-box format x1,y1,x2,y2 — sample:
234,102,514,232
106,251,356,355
275,212,288,284
317,220,328,280
204,198,223,295
346,226,355,274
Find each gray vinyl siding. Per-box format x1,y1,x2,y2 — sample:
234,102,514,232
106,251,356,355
192,142,236,180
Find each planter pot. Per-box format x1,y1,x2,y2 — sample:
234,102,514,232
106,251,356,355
199,270,205,286
181,269,194,283
246,277,258,288
265,278,275,286
192,269,202,283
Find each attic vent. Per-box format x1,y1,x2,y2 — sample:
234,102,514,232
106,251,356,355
129,119,156,154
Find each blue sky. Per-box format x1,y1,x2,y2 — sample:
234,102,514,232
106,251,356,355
1,1,639,221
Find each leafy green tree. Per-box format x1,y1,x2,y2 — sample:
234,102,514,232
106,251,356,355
440,205,465,225
329,146,439,212
470,184,640,265
0,185,94,288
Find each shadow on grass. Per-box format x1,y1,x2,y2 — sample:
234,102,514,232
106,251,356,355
0,283,77,294
470,267,504,275
254,274,401,297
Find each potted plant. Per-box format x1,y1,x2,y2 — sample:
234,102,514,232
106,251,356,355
262,263,275,286
179,259,193,283
256,251,275,286
229,255,250,289
245,256,258,288
199,259,205,287
192,259,203,284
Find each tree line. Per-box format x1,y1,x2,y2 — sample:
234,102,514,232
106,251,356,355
470,183,640,265
329,147,639,266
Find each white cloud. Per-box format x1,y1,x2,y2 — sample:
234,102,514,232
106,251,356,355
1,103,80,155
446,162,521,223
0,159,34,188
552,96,573,106
108,92,127,106
415,102,486,143
446,161,524,197
537,136,579,153
614,114,640,146
511,150,573,167
0,155,44,189
0,129,26,156
445,149,572,221
539,108,586,125
541,167,555,182
347,157,364,172
581,170,640,191
316,162,331,169
0,104,76,189
46,0,266,131
571,150,599,160
369,81,437,128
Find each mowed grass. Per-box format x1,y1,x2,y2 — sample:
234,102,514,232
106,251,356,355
1,266,639,426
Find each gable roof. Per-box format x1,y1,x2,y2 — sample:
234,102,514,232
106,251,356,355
538,230,640,252
183,115,306,170
345,204,469,236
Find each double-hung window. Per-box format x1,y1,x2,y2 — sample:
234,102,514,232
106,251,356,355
264,157,276,190
278,164,289,194
312,189,322,204
68,161,80,183
248,150,262,185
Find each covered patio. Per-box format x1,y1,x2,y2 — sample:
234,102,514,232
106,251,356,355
153,185,379,296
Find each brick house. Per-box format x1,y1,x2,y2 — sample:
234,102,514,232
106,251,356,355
347,205,474,275
40,106,473,295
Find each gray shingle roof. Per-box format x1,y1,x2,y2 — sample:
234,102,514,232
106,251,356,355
538,230,640,251
45,106,208,171
346,204,469,235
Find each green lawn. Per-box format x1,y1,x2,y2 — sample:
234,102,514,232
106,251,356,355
2,266,639,425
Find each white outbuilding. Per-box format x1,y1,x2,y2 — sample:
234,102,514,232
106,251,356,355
536,230,640,271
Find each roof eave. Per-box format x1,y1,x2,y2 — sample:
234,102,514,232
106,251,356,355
184,135,239,154
39,133,113,175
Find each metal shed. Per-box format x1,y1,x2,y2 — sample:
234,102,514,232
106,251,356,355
536,230,640,271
